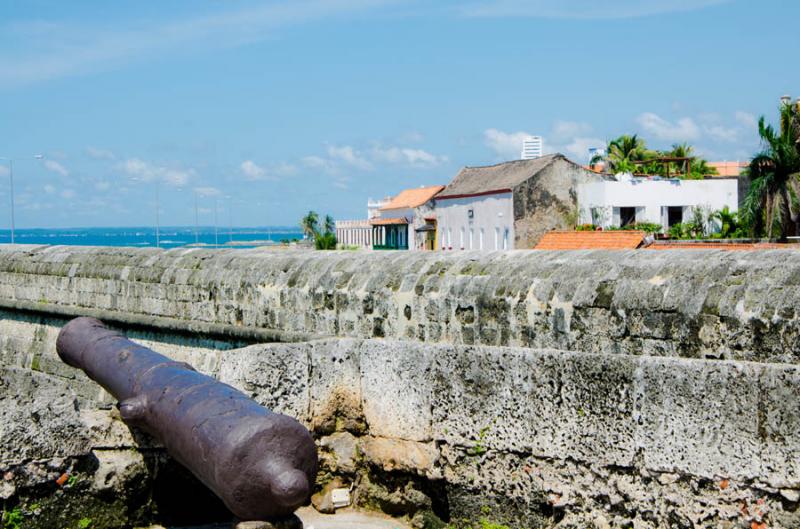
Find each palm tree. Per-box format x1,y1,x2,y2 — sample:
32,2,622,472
742,101,800,239
710,206,740,238
300,211,319,239
323,214,335,235
592,135,648,174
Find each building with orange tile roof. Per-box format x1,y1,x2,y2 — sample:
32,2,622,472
436,154,609,250
708,161,748,177
372,185,444,250
535,230,647,250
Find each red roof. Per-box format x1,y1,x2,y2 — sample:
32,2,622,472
649,242,789,250
380,185,444,210
535,230,646,250
708,161,748,177
370,217,409,226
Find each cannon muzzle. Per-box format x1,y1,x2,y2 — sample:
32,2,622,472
56,317,318,521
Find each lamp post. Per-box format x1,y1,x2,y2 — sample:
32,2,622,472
155,184,161,248
0,155,44,245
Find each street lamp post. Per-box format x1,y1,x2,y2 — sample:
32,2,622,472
155,185,161,249
7,160,13,244
0,155,44,245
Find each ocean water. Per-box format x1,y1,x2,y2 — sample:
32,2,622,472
0,226,305,249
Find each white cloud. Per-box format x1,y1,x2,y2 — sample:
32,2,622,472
371,145,448,167
86,146,115,160
240,160,266,180
302,155,332,171
194,186,221,197
462,0,730,19
43,160,69,177
43,184,56,194
0,0,394,87
327,145,373,170
559,137,606,162
239,159,296,181
305,140,448,174
95,180,111,191
636,112,701,142
704,124,739,143
483,128,532,159
119,158,193,187
735,111,758,129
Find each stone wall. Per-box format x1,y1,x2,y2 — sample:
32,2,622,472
1,245,798,363
512,157,604,248
2,246,800,528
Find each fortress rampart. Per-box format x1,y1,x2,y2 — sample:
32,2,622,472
1,246,799,528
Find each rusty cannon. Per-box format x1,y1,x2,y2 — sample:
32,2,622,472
56,316,317,522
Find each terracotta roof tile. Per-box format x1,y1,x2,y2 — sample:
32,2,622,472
535,230,646,250
370,217,409,225
648,242,790,250
380,185,445,210
708,161,748,177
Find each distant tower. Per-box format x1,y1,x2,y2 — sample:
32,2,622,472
521,136,543,160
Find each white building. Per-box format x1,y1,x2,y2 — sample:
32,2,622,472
436,154,607,250
577,174,739,231
367,196,391,219
521,136,543,160
371,185,443,250
335,219,374,249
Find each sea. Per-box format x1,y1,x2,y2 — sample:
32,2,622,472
0,226,305,250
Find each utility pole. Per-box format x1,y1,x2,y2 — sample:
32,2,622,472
228,197,233,242
214,199,219,247
194,190,199,245
155,185,161,248
8,160,14,244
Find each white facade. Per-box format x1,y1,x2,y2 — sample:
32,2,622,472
335,219,373,249
435,192,514,250
577,175,739,231
367,196,391,219
521,136,543,160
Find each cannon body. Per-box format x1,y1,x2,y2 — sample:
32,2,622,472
56,317,317,521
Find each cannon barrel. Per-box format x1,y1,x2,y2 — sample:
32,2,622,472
56,317,317,521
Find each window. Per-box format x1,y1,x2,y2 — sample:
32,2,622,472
447,228,452,248
460,227,465,249
503,227,509,250
479,228,484,250
667,206,684,227
469,228,474,250
619,207,636,227
494,227,500,250
440,227,446,249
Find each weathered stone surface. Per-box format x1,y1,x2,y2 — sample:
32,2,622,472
311,477,345,514
4,247,800,363
3,247,800,528
218,342,311,421
359,437,439,477
308,338,365,434
319,432,359,475
235,515,302,529
360,340,433,442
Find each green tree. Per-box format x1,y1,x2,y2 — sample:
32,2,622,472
314,232,338,250
592,134,648,173
323,214,335,234
710,206,741,238
742,101,800,239
300,211,319,239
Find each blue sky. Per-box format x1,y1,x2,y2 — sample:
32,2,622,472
0,0,798,228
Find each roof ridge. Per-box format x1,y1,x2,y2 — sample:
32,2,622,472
462,153,561,170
